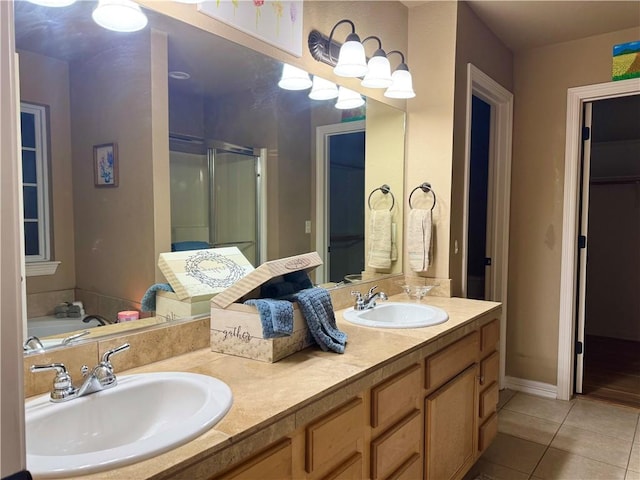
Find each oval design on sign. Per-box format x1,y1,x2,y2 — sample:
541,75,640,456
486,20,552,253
185,251,246,288
284,258,311,270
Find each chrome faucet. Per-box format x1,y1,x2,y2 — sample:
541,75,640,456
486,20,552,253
351,286,388,311
31,343,130,402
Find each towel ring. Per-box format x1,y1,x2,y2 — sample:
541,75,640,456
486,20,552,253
367,184,395,211
409,182,437,211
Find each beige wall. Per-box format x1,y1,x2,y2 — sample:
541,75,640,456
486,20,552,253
19,50,77,296
406,1,458,280
70,29,166,306
508,27,640,384
450,2,513,295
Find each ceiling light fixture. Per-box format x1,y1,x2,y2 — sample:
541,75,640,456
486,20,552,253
26,0,76,6
278,64,312,90
169,71,191,80
335,86,364,110
92,0,148,33
308,76,339,100
360,36,392,88
384,50,416,99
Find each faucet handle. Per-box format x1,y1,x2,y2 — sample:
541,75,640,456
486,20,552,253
366,285,379,298
61,330,91,345
351,290,363,300
30,363,77,401
101,343,130,364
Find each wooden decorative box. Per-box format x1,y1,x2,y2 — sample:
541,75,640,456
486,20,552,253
156,247,254,320
210,252,322,362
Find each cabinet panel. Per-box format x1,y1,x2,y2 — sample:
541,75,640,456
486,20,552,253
480,319,500,355
478,412,498,453
371,363,421,429
425,365,477,480
425,331,479,391
305,397,363,474
217,438,292,480
479,351,499,387
479,381,499,420
371,410,421,480
387,453,421,480
322,453,363,480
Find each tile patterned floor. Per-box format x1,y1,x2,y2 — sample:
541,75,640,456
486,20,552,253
466,390,640,480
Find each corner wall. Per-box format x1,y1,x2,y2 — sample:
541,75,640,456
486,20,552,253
508,26,640,384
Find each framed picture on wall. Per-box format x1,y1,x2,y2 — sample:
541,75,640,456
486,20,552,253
93,143,118,187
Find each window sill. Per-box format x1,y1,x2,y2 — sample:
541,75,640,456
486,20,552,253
25,261,61,277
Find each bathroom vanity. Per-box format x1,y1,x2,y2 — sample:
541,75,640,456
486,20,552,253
25,294,500,480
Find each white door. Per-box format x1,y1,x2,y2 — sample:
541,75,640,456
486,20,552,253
575,103,593,394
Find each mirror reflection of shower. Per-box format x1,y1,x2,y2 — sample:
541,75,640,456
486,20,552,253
169,136,264,266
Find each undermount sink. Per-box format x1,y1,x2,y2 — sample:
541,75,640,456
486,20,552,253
26,372,233,478
343,302,449,329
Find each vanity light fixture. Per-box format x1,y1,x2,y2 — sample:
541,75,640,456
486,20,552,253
384,50,416,99
308,76,339,100
308,19,367,78
26,0,76,6
335,86,364,110
360,36,392,88
278,64,312,90
92,0,148,33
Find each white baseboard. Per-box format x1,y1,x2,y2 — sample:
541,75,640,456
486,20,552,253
503,376,558,399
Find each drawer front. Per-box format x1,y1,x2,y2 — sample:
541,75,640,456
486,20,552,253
322,453,363,480
371,410,422,480
371,364,421,429
306,397,364,474
480,350,499,388
425,331,479,391
219,439,292,480
479,381,499,420
388,453,421,480
478,412,498,453
481,319,500,355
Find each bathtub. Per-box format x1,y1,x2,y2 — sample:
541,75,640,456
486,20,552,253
27,315,89,338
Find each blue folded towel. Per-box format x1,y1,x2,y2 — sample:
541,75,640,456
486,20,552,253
244,298,294,338
292,287,347,354
140,283,174,312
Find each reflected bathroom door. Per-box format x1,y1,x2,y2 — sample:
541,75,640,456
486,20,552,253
210,143,262,266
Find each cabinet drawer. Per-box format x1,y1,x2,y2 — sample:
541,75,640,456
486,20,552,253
306,397,363,474
371,410,421,480
478,412,498,453
481,319,500,355
388,453,421,480
371,364,421,429
322,453,362,480
479,381,499,420
425,331,479,391
480,350,499,388
218,438,292,480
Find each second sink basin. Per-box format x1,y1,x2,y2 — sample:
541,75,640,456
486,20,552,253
26,371,232,478
343,302,449,328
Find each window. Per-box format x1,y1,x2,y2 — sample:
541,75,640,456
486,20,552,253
21,102,55,273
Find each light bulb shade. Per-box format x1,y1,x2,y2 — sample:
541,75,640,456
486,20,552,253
309,76,339,100
26,0,76,6
278,64,312,90
333,37,368,78
361,55,392,88
335,86,365,109
92,0,148,33
384,69,416,99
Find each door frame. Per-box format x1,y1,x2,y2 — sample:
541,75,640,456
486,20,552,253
315,120,365,283
557,77,640,401
462,64,513,388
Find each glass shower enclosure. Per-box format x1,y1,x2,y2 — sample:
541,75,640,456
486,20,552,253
170,137,262,266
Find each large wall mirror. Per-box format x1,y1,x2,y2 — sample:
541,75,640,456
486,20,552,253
16,1,405,353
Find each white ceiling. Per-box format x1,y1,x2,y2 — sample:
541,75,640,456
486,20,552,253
403,1,640,52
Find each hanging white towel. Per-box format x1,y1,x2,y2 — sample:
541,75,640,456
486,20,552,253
408,208,432,273
368,209,392,269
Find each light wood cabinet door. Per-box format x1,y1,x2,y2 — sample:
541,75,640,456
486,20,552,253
425,365,478,480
